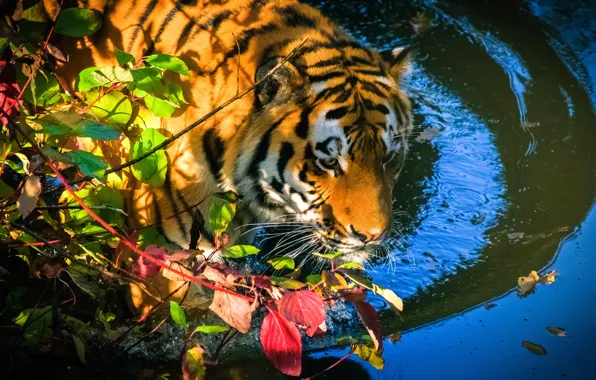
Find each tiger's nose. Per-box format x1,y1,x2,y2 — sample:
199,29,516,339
349,226,385,243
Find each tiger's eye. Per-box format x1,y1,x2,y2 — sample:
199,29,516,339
324,158,338,167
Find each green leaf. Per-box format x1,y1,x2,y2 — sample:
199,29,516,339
66,262,106,299
91,66,134,85
85,90,132,125
208,198,236,234
144,93,177,118
137,226,168,249
75,120,121,140
145,54,190,76
224,245,260,259
313,251,343,259
336,336,358,347
55,8,103,37
170,301,189,330
115,48,135,67
64,150,108,179
337,262,365,271
60,185,124,227
306,274,322,285
77,67,102,92
13,306,53,344
194,325,229,334
267,256,295,270
130,128,168,187
269,276,305,290
17,67,61,107
212,191,238,203
130,67,163,96
39,123,72,136
167,82,187,105
72,334,87,364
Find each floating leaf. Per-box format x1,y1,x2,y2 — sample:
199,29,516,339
268,257,295,271
389,331,402,343
131,128,168,187
260,309,302,376
65,150,108,179
278,290,325,330
522,341,547,355
354,345,384,370
322,270,349,291
546,326,566,337
339,269,374,289
55,8,103,37
539,270,558,285
208,198,236,234
115,48,135,67
182,345,206,380
337,262,365,270
17,175,41,218
517,270,540,297
313,251,343,259
145,54,190,76
372,284,403,313
85,90,132,125
170,301,189,330
224,245,260,259
337,336,358,347
194,325,229,334
209,291,254,333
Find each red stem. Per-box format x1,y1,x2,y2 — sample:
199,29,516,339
302,346,356,380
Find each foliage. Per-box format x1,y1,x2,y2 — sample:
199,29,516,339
0,2,405,378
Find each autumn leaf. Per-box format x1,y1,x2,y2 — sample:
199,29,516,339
17,175,41,218
354,344,384,370
322,270,349,291
546,326,566,337
182,345,206,380
305,320,327,337
372,284,403,313
517,270,540,296
278,290,325,330
209,290,255,333
252,275,272,290
346,297,383,353
522,341,547,355
260,309,302,376
202,265,227,285
131,245,167,278
389,331,402,343
270,276,305,290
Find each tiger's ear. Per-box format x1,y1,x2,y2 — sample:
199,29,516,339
255,57,304,107
381,47,413,80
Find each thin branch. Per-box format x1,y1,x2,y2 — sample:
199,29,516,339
302,346,356,380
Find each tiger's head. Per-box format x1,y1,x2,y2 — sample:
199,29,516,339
235,45,412,260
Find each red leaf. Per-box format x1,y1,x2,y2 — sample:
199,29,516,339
131,245,167,279
260,309,302,376
209,290,255,333
348,298,383,353
278,290,325,330
252,275,272,290
210,262,243,283
305,320,327,337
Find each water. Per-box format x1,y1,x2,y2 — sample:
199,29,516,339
212,0,596,378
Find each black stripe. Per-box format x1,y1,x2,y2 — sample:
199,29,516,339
150,7,180,50
326,106,349,120
361,82,386,98
375,80,392,91
248,116,287,178
270,177,284,193
309,57,343,68
314,83,345,103
176,19,197,51
153,201,169,242
298,163,309,183
275,5,317,29
308,71,345,83
354,68,384,76
128,0,159,52
289,187,308,203
217,23,279,70
163,177,188,241
295,108,311,139
315,137,336,155
277,142,294,179
202,129,225,183
363,99,390,114
349,56,376,67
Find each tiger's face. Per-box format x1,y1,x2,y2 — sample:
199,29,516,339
235,47,412,256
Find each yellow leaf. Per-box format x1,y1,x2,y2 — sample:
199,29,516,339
17,175,41,218
354,344,384,370
372,284,403,313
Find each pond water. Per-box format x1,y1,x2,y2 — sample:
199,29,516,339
213,0,596,378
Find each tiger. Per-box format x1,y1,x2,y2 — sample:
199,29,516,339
42,0,413,264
